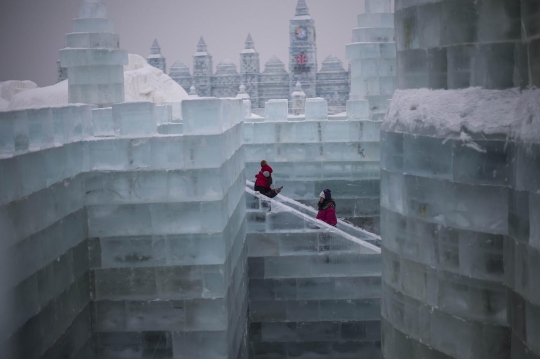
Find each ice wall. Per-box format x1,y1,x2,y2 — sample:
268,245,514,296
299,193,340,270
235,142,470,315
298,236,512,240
245,188,382,359
245,98,381,232
59,0,128,107
346,0,396,122
382,0,540,354
0,105,95,358
0,97,248,358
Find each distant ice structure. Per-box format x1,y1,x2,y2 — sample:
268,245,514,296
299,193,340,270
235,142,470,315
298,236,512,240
381,0,540,357
291,81,306,115
346,0,395,122
59,0,128,107
146,38,167,73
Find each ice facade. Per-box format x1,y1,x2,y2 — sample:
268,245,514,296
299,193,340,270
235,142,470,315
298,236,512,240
59,0,128,107
0,97,248,358
166,0,350,113
244,97,381,233
346,0,396,122
147,39,167,73
245,188,382,359
380,0,540,358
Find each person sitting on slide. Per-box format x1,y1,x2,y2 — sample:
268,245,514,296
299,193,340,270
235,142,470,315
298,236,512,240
254,160,282,198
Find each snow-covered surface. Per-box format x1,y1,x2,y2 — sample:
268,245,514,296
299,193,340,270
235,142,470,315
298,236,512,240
0,80,39,109
8,80,68,110
383,88,524,137
124,54,188,104
512,89,540,144
4,54,188,111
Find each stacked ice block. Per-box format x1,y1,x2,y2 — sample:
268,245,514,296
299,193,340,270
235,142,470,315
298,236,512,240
0,105,95,358
245,98,381,232
346,0,396,122
59,0,128,107
87,98,248,358
245,188,381,358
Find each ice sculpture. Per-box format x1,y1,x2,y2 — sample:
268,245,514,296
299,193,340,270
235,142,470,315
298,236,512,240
59,0,128,107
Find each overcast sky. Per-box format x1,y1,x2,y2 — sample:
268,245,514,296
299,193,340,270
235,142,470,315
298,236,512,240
0,0,378,87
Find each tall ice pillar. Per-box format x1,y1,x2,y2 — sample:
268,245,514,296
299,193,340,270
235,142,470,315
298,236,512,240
346,0,396,121
59,0,128,107
381,1,539,358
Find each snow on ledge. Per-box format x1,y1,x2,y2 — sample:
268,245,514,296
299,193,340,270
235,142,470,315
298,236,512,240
382,87,527,138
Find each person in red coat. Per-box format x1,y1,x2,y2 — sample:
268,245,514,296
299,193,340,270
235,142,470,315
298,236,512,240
254,160,281,198
316,189,337,226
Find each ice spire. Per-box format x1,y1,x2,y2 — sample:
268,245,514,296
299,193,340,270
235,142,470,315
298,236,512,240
189,85,198,97
151,39,161,54
197,36,207,52
245,33,255,50
295,0,309,16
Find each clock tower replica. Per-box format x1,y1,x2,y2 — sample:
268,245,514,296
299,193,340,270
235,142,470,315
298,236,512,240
289,0,318,99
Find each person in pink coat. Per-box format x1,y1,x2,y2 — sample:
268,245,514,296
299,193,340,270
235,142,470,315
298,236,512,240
316,189,337,226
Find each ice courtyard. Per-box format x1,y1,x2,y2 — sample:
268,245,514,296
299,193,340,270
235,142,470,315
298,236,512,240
0,0,539,358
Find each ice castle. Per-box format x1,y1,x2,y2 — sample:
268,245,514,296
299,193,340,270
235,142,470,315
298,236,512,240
2,0,540,358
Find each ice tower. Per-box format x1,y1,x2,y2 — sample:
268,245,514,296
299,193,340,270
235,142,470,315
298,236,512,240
193,37,213,97
259,56,290,108
147,39,167,73
169,60,192,93
316,55,350,111
240,34,260,108
289,0,318,99
346,0,396,121
380,1,540,358
59,0,128,107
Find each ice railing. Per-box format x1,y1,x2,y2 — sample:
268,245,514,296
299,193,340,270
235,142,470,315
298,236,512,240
246,184,380,254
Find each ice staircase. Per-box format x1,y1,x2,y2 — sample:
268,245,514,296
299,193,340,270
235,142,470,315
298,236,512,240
245,185,382,359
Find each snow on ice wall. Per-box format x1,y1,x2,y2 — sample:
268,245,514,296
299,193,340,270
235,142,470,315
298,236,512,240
346,0,396,122
59,0,128,107
0,98,248,358
245,189,382,359
244,98,381,232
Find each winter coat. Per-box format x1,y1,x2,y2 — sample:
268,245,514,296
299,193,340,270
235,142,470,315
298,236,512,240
316,199,337,226
255,164,273,189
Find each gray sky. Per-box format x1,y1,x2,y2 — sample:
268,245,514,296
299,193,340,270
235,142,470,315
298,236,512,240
0,0,370,87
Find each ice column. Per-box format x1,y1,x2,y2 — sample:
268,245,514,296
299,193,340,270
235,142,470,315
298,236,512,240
381,1,539,358
87,99,248,358
346,0,396,121
59,0,128,107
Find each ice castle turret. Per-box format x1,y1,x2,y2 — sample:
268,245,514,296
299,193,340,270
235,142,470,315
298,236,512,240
346,0,396,121
147,38,167,73
169,59,192,93
381,0,540,358
211,59,241,98
240,34,260,108
59,0,128,107
291,81,306,115
193,36,213,97
316,55,350,110
259,56,289,108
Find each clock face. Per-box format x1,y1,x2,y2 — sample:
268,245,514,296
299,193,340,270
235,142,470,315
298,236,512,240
296,53,307,65
295,27,308,40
